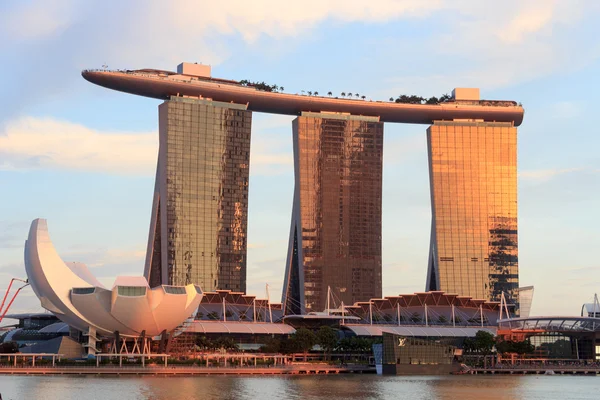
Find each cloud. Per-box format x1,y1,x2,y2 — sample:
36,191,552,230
551,101,582,119
3,0,597,123
0,117,157,175
519,168,584,182
0,0,75,41
384,0,600,93
518,167,600,183
0,114,294,176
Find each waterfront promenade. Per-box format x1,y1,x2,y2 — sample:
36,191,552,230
0,363,373,376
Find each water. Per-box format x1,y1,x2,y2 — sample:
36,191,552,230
0,374,598,400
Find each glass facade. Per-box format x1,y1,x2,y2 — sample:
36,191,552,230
382,333,455,365
146,97,251,293
283,112,383,314
426,121,519,303
117,286,147,297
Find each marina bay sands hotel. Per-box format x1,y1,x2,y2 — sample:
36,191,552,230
82,62,524,315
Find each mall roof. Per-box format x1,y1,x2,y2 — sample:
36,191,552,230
200,290,283,310
345,291,505,314
82,69,524,126
341,324,497,337
498,317,600,333
182,321,295,335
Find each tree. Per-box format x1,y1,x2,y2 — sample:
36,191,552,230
361,95,366,100
316,326,338,359
314,91,319,96
307,91,312,96
355,93,360,98
348,92,353,98
260,337,281,353
473,330,495,354
389,97,394,102
0,341,18,353
215,337,238,351
341,92,346,97
327,91,333,97
290,327,316,360
196,336,213,351
280,86,284,92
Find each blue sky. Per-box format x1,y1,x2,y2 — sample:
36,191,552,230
1,0,599,316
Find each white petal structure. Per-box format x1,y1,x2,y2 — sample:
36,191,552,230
24,219,203,337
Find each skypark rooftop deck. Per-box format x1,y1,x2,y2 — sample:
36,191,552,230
82,67,524,126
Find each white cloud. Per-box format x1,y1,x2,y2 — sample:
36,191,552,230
519,167,586,182
0,117,158,175
551,101,582,119
0,0,75,41
0,114,294,176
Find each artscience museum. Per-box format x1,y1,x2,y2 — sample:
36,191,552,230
23,218,203,353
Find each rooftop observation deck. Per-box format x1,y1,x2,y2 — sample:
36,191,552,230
82,68,524,126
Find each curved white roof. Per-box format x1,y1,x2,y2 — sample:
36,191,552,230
341,324,497,337
24,218,204,337
38,322,70,334
183,321,296,335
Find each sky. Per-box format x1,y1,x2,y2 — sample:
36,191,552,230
1,0,599,317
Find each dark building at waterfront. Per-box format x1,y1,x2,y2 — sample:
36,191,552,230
425,120,519,303
283,113,384,314
144,96,252,292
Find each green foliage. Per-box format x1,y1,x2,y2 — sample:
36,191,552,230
391,93,451,104
496,339,535,355
207,311,219,320
437,315,448,324
259,337,281,353
289,328,316,353
195,336,238,351
214,337,238,351
336,336,381,353
316,326,338,354
239,80,280,92
0,341,18,353
464,330,495,354
410,312,422,323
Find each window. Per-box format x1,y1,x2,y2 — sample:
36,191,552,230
72,287,95,295
163,286,187,295
117,286,147,297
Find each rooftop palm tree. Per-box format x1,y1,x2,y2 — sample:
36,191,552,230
355,93,360,98
327,91,332,97
348,92,353,97
341,92,346,97
314,91,319,96
389,97,394,102
301,90,305,95
361,95,366,100
280,86,284,92
307,91,313,96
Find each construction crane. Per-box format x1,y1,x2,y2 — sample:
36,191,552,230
0,278,29,324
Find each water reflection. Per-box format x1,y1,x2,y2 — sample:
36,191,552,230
1,375,599,400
